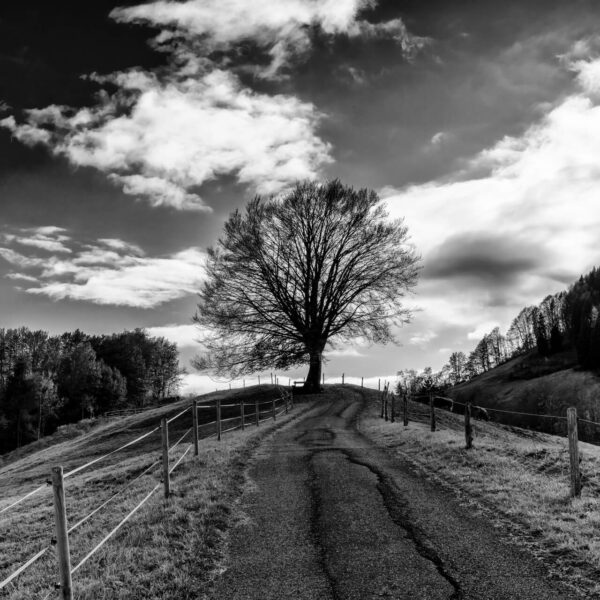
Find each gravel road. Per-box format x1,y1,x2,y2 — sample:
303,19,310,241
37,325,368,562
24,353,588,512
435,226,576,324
209,387,574,599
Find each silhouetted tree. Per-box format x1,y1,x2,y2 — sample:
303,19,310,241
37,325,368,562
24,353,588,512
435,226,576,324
194,180,420,392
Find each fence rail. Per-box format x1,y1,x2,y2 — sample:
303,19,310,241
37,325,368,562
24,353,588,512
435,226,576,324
0,386,295,599
376,385,598,500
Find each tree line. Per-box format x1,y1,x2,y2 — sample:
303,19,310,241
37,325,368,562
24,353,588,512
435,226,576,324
0,327,182,453
398,266,600,395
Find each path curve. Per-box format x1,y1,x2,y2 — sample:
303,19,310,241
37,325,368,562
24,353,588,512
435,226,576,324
209,387,573,599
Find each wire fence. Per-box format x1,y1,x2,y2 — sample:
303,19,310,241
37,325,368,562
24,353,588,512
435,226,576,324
375,383,595,500
0,386,295,599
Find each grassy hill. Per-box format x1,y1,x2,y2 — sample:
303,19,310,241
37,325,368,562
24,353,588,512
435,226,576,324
448,349,600,442
0,384,302,599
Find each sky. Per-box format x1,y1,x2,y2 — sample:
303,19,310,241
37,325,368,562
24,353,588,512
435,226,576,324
1,0,600,394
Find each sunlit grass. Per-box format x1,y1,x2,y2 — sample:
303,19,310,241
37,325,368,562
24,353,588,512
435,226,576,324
359,392,600,597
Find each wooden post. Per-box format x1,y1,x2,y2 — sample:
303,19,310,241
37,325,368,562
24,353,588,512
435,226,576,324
465,402,473,449
270,372,273,384
361,377,364,388
429,392,436,432
384,385,389,421
403,393,408,426
243,379,245,388
322,372,325,386
51,466,73,600
192,400,199,456
216,398,222,441
568,407,581,498
240,399,245,430
272,396,276,420
255,398,259,426
391,393,395,423
342,373,345,385
258,375,261,386
161,417,170,498
378,378,381,391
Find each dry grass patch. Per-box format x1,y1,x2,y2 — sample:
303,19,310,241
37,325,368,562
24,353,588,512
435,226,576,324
358,393,600,598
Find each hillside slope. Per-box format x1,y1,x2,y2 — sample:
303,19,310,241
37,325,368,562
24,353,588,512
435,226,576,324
449,350,600,441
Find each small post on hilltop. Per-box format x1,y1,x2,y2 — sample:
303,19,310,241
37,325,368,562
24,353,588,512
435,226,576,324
258,375,261,386
429,391,436,432
568,407,581,498
378,378,381,391
216,398,222,441
51,466,73,600
192,400,199,456
465,402,473,450
161,417,170,498
361,377,364,388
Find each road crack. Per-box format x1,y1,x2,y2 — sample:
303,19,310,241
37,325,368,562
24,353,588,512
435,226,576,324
341,449,464,600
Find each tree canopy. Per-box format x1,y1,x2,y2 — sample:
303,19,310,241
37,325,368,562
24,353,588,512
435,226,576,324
194,179,420,392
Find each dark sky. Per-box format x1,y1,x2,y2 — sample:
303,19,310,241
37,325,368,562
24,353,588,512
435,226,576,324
1,0,600,391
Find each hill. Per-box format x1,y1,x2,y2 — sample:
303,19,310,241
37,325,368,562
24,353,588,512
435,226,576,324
448,349,600,442
0,384,299,599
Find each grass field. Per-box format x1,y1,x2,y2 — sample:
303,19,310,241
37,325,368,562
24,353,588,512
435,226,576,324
358,390,600,598
0,385,308,599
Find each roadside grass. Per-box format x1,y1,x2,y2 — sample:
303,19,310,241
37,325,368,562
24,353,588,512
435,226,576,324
358,389,600,598
1,386,309,599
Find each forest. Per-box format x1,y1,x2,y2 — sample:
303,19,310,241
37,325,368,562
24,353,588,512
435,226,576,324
398,266,600,395
0,328,181,453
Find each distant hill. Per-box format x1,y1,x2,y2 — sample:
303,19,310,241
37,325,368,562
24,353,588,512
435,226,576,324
448,349,600,443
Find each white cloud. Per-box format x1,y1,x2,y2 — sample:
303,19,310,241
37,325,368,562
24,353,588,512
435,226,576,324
409,330,438,346
1,69,331,210
111,0,425,77
0,232,207,308
382,46,600,348
146,324,200,348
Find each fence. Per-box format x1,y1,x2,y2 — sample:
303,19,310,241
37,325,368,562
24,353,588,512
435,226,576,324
375,385,600,499
0,386,294,599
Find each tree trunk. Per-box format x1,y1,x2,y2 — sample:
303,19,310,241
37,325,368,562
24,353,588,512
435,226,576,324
304,351,322,393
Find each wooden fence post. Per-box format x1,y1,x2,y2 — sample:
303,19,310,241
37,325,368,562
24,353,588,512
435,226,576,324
258,375,261,386
403,393,408,426
568,407,581,498
378,378,381,391
255,398,259,426
216,399,222,441
240,399,245,430
270,372,273,384
384,384,389,421
51,466,73,600
192,400,199,456
391,393,395,423
161,417,170,498
322,372,325,386
342,373,345,385
243,379,245,388
429,392,436,432
465,402,473,449
361,377,364,388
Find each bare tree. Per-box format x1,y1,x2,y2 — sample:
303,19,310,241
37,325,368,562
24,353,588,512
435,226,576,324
193,180,420,392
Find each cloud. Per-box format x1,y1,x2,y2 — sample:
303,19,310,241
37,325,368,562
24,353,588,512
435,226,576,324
2,226,72,254
0,231,206,308
382,44,600,348
1,69,331,211
1,1,428,211
424,233,544,284
145,324,201,348
111,0,426,77
409,330,438,346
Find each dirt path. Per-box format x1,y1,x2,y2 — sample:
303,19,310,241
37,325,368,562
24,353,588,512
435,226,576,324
209,387,574,599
